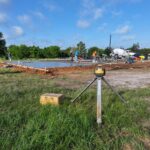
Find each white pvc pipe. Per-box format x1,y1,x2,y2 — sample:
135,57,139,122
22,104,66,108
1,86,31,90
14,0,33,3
97,78,102,125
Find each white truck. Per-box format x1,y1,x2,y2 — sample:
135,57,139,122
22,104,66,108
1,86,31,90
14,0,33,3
111,48,135,59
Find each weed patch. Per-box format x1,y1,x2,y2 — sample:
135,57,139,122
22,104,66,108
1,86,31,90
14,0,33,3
0,72,149,149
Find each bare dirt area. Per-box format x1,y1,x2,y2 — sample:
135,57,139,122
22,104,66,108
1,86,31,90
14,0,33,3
5,61,150,76
105,68,150,89
1,61,150,89
0,63,5,67
54,68,150,90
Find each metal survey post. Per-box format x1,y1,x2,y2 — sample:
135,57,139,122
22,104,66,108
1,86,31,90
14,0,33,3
94,64,105,125
97,77,102,125
71,64,127,126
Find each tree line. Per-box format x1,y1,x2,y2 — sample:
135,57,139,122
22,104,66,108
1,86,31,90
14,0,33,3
0,32,150,59
7,43,107,59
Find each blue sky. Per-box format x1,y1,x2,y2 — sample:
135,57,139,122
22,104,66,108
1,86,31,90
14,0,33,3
0,0,150,49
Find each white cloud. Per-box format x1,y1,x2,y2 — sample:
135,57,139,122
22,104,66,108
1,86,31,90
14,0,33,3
2,32,8,39
121,35,135,41
101,0,142,5
114,25,131,34
77,20,90,28
76,0,103,29
46,4,57,11
11,26,24,37
82,0,95,9
0,12,7,23
94,8,103,19
111,10,122,16
18,14,32,25
33,11,45,19
0,0,9,4
81,0,104,20
43,2,58,12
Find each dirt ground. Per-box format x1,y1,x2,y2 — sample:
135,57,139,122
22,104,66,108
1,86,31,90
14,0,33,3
1,61,150,89
105,68,150,89
55,68,150,89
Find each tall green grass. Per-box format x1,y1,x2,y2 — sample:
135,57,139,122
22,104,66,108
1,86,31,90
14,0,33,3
0,58,5,63
0,71,149,149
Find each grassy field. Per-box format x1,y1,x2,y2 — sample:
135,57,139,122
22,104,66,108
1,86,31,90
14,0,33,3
0,68,150,150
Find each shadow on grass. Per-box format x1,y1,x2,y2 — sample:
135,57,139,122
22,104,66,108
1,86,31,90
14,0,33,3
0,71,21,74
61,96,73,105
0,68,22,74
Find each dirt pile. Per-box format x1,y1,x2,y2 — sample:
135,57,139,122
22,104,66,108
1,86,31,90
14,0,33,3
3,61,150,76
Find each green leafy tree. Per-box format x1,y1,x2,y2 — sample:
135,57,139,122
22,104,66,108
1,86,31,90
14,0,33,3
77,41,87,58
59,51,69,58
0,32,7,57
43,46,60,58
19,45,30,58
9,45,61,59
27,46,44,58
141,48,150,59
88,47,104,58
51,46,61,58
9,45,20,59
28,46,36,58
64,47,72,56
104,47,112,56
60,47,71,58
9,45,31,59
37,49,45,58
131,43,140,51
